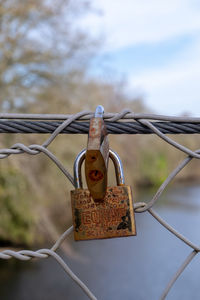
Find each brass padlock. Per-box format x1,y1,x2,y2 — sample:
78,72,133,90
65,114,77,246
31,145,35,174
71,149,136,241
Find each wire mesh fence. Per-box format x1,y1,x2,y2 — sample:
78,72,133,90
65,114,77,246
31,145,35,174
0,109,200,300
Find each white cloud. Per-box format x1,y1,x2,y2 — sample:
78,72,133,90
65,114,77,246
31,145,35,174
82,0,200,51
81,0,200,116
129,39,200,115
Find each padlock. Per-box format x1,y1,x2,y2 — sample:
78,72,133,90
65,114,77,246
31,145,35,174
71,149,136,241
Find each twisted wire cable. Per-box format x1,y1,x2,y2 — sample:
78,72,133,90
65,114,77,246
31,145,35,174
1,110,200,299
0,120,200,134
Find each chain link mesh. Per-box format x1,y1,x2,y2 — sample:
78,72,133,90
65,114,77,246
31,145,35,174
0,109,199,300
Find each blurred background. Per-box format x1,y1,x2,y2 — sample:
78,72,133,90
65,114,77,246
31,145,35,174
0,1,200,299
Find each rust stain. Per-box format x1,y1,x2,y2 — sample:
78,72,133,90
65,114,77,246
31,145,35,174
85,149,107,201
88,118,103,140
85,116,109,202
88,169,104,181
71,185,136,241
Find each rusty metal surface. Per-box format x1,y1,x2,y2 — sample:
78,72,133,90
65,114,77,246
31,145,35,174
85,149,107,201
85,116,109,202
71,185,136,241
87,118,106,150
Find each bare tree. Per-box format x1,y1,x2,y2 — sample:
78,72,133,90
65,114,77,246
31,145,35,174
0,0,96,111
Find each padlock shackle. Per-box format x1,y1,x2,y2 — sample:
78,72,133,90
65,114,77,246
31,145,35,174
109,149,125,186
74,149,125,189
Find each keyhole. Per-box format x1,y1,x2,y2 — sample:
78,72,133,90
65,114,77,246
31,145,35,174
89,169,104,181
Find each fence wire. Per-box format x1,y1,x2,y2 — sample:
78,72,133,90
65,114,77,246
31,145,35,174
0,109,200,299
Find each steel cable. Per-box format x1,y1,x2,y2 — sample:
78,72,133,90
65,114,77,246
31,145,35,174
0,120,200,134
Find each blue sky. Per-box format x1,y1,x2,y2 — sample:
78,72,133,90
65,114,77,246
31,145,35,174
80,0,200,116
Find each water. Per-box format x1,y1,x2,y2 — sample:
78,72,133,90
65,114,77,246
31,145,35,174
1,183,200,300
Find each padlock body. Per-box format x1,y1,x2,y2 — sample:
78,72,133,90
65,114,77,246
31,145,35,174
71,185,136,241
